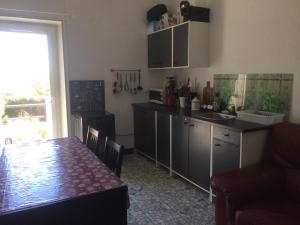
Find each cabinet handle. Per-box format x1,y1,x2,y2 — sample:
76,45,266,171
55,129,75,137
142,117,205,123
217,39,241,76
189,124,195,127
184,122,189,125
215,144,221,147
224,133,230,137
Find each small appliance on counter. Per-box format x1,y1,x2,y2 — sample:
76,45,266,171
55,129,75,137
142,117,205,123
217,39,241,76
191,97,200,111
164,76,176,107
149,89,164,104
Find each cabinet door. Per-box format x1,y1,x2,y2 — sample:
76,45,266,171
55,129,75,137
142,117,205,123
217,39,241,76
212,138,240,176
157,112,170,167
148,29,172,68
133,107,145,152
172,116,189,177
173,23,189,67
188,120,211,190
133,108,155,158
145,110,156,158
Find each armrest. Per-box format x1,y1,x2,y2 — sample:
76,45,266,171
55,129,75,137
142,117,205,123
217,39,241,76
211,164,285,199
211,164,285,225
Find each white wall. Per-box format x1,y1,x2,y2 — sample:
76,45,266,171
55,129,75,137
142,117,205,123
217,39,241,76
0,0,168,148
1,0,299,148
210,0,300,122
167,0,300,122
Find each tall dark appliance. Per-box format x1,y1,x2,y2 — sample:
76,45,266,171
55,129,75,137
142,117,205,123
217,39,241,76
69,80,115,143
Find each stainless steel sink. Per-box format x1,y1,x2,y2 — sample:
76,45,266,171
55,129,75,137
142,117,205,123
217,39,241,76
193,112,236,121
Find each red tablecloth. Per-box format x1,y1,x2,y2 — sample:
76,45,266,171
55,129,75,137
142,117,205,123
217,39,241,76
0,137,128,225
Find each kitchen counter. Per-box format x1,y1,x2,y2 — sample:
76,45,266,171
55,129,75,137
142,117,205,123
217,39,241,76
132,103,270,132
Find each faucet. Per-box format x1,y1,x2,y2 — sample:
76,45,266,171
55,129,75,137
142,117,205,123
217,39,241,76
226,105,237,116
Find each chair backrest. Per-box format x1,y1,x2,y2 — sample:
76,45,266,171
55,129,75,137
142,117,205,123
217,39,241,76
97,137,107,160
103,138,124,177
86,126,102,155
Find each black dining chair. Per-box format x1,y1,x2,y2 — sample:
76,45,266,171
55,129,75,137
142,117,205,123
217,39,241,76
103,138,124,177
86,126,106,158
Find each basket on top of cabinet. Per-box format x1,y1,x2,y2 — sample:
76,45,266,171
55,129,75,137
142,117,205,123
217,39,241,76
147,21,209,69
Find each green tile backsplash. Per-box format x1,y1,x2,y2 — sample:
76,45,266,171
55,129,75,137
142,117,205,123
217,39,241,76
213,74,293,115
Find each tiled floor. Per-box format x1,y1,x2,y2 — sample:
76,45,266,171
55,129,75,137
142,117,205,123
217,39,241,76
122,153,215,225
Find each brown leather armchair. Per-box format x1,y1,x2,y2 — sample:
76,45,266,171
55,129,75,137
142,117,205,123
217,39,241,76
211,123,300,225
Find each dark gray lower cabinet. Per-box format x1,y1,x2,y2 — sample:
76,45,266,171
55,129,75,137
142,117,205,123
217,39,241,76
172,116,189,177
188,120,211,190
133,107,155,158
157,112,170,167
212,138,240,176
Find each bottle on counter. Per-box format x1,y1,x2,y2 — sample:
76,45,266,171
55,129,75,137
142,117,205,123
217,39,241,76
202,81,213,106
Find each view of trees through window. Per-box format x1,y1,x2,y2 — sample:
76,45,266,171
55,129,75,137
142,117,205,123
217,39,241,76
0,31,53,144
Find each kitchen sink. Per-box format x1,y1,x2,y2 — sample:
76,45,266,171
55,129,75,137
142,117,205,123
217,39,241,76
192,112,236,121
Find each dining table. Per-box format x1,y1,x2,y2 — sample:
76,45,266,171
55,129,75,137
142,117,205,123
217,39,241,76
0,137,128,225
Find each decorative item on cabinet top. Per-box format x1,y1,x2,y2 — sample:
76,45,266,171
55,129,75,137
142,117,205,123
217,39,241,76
111,68,143,95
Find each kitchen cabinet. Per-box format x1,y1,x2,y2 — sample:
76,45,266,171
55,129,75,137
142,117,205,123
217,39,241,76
157,112,170,167
172,116,189,177
173,23,189,67
212,139,240,176
188,119,211,190
133,107,155,159
148,28,172,68
212,127,240,176
172,117,211,191
132,103,269,197
148,21,209,69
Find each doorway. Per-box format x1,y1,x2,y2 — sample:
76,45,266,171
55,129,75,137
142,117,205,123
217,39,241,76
0,18,68,144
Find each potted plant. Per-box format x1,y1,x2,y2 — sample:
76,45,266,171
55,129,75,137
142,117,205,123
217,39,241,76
177,79,190,108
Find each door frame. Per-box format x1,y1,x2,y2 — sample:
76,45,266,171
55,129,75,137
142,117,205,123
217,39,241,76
0,17,68,138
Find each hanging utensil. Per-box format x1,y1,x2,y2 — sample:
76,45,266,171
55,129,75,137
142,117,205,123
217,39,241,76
133,72,137,95
119,72,123,92
124,73,129,92
137,70,143,91
113,72,118,94
130,73,133,94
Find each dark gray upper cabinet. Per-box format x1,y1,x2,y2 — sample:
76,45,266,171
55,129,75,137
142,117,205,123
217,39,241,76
173,23,189,67
188,119,211,190
157,112,170,167
148,28,172,68
172,116,189,177
133,107,155,159
147,22,208,69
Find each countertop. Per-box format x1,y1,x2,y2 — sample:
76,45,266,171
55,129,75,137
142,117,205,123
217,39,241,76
132,103,270,132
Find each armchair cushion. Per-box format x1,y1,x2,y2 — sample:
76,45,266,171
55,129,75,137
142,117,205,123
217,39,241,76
236,197,300,225
211,164,285,200
211,164,285,225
